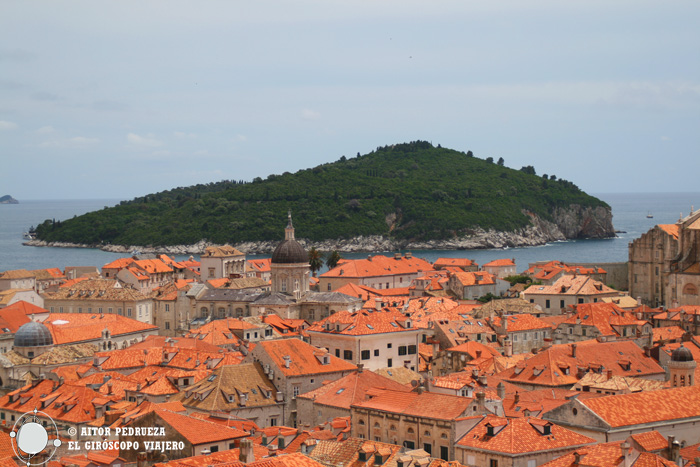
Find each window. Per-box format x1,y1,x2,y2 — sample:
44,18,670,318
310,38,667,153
361,350,370,360
398,346,407,356
423,443,432,455
578,298,584,304
440,446,449,461
108,307,113,313
270,418,277,426
127,308,132,317
387,358,393,367
343,350,353,360
655,266,659,276
78,307,82,313
560,299,565,308
327,283,332,291
293,386,300,397
545,299,550,309
208,268,215,278
210,446,219,453
281,281,287,293
374,349,379,357
165,322,170,330
408,345,417,354
386,282,389,289
118,308,122,315
335,349,340,357
489,460,498,467
387,343,392,349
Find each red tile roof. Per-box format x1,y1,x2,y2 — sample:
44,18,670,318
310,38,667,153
44,313,158,345
558,302,639,337
581,385,700,428
156,409,248,445
456,415,594,454
351,388,473,421
523,275,617,296
657,224,680,239
483,259,515,267
434,258,477,268
488,313,551,332
307,309,418,336
540,440,680,467
497,340,665,387
321,255,434,279
256,338,357,376
630,431,668,452
297,370,410,409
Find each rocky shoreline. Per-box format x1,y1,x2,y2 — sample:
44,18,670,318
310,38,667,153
23,205,615,256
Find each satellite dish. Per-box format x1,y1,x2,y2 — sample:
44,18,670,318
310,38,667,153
410,380,419,388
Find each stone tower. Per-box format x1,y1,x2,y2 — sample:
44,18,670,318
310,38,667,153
270,211,310,297
669,344,696,387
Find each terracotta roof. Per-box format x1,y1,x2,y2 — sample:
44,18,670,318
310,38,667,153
497,340,665,387
372,367,422,387
483,259,515,267
488,313,551,332
298,370,410,409
652,326,686,343
434,258,477,268
456,415,594,454
351,388,473,420
173,363,278,411
203,245,245,257
30,268,66,280
0,269,34,280
45,279,150,301
580,384,700,428
539,440,680,467
557,302,640,337
0,303,32,333
522,275,617,296
256,338,357,376
657,224,680,239
44,313,158,345
574,371,665,393
307,309,418,336
128,335,223,352
447,341,501,358
248,258,272,273
0,380,114,424
630,431,668,452
451,270,498,287
321,255,434,279
156,409,248,445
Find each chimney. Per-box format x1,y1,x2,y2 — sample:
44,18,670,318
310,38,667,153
573,452,582,464
571,344,577,358
476,392,486,413
504,337,513,357
478,374,488,386
239,438,255,463
137,452,148,467
283,355,291,369
644,346,651,357
514,392,520,404
497,382,505,399
621,442,631,467
607,369,613,380
476,350,482,359
671,440,680,463
357,363,364,373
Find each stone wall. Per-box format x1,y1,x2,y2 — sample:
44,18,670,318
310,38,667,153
566,262,628,291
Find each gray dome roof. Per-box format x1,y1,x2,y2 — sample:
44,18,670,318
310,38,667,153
671,345,694,362
14,321,53,348
271,239,307,264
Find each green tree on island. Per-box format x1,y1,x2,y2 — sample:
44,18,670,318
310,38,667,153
326,250,342,269
308,247,323,277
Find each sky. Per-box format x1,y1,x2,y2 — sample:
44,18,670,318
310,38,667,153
1,1,699,200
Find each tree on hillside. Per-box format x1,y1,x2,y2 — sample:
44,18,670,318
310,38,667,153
326,250,342,269
497,157,504,166
308,247,323,277
486,157,494,163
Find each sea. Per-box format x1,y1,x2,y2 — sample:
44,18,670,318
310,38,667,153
1,193,699,273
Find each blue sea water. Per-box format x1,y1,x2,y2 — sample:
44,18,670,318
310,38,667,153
0,193,698,273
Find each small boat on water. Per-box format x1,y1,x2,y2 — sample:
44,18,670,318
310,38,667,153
646,212,654,219
22,231,36,240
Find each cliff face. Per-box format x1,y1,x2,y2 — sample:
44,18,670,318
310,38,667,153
552,204,615,239
24,204,614,254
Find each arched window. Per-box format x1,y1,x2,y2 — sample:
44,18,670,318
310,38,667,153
374,422,380,428
389,425,396,431
407,427,414,434
683,283,698,296
358,419,365,426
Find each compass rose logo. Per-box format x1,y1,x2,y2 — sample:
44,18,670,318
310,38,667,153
10,408,62,466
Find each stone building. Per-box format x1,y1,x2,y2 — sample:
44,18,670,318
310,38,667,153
629,210,700,307
200,245,247,281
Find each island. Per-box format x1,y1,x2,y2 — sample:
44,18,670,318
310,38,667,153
32,141,615,254
0,195,18,204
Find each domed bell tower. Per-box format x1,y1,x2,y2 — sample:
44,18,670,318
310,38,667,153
270,211,310,297
669,344,696,387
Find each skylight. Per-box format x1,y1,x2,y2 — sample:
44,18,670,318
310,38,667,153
336,388,345,394
207,375,217,381
366,324,374,330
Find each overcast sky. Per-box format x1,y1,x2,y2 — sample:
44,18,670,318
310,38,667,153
1,1,699,200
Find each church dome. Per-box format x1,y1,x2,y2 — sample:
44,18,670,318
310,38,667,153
271,239,307,264
14,321,54,348
671,344,694,362
271,211,308,264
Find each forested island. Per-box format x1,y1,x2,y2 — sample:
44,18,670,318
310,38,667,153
0,195,18,204
33,141,615,253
